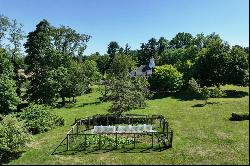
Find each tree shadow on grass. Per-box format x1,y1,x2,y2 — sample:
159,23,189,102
223,90,249,98
150,89,249,102
0,151,23,165
54,101,102,109
77,101,102,108
229,113,249,121
192,101,220,107
150,91,203,101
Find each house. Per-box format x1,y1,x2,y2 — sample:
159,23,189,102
128,57,155,77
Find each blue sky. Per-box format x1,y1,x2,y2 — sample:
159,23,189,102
0,0,249,55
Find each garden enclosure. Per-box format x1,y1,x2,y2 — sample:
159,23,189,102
62,114,173,152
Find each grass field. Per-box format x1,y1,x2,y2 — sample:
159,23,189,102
7,85,249,165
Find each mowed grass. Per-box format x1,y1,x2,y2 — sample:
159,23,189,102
8,85,249,165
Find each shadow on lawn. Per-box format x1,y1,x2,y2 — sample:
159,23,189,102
78,101,102,108
51,147,167,155
54,101,102,109
0,151,23,165
150,90,248,101
150,91,202,101
192,101,220,107
223,90,249,98
51,137,168,155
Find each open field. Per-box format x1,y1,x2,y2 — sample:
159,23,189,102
8,85,249,165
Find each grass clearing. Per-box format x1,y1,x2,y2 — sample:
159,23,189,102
7,85,249,165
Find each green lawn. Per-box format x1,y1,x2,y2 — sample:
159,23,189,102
8,85,249,165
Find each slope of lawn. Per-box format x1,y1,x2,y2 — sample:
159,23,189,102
8,85,249,165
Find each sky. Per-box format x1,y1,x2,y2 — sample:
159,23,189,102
0,0,249,55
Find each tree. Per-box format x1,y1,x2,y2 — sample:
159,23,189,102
175,59,195,86
66,61,86,102
226,46,249,86
0,48,15,77
138,38,158,66
193,33,206,50
24,20,54,104
157,37,169,55
61,59,100,103
96,54,110,75
107,41,120,66
24,19,92,105
108,53,136,77
147,38,158,58
24,19,52,73
137,43,149,66
169,32,193,49
0,76,19,114
52,25,91,58
0,15,10,47
124,43,131,55
46,67,70,105
194,36,230,86
158,48,186,66
148,64,183,91
105,76,149,115
0,15,25,98
0,48,19,113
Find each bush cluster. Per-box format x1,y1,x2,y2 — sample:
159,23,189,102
149,64,183,92
18,103,64,134
209,86,226,98
0,115,32,161
187,78,226,105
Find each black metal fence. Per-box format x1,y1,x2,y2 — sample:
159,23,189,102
65,114,173,152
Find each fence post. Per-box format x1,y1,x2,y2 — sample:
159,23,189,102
162,119,165,133
170,129,173,148
84,134,87,150
76,121,79,134
151,132,154,148
88,117,90,130
115,132,118,149
134,133,136,149
67,134,69,151
71,129,74,142
166,121,168,139
99,134,101,150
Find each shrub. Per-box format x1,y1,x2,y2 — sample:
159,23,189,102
149,64,183,91
0,76,19,114
18,103,64,134
187,77,201,95
200,86,210,105
210,86,226,98
0,115,32,160
188,78,225,99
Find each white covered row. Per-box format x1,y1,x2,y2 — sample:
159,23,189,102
92,124,156,134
